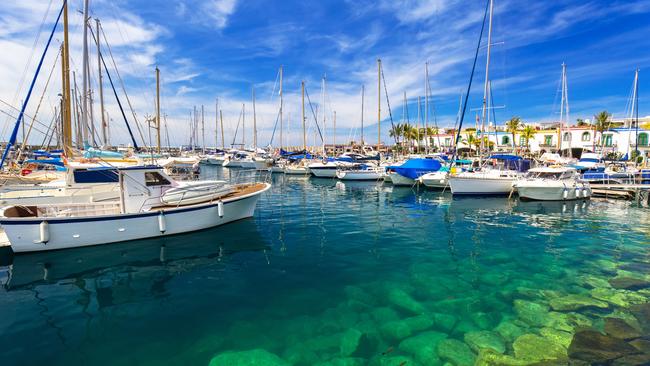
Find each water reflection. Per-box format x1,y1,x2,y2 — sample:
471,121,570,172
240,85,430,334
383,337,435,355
3,219,269,291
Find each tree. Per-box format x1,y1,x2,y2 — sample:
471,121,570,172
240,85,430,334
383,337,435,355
506,117,521,150
521,125,536,151
576,118,588,127
593,110,611,151
389,123,405,142
462,133,480,150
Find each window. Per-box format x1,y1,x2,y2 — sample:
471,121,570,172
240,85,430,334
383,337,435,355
581,132,591,142
519,136,526,146
563,132,571,142
501,136,510,145
444,138,451,146
544,135,553,145
603,134,613,147
145,172,171,186
638,133,648,146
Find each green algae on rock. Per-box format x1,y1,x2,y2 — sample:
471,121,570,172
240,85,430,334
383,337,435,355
512,334,567,362
513,299,550,326
549,294,609,311
463,330,505,354
437,339,477,366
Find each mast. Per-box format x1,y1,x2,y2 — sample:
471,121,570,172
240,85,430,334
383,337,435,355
377,59,382,150
403,91,409,152
279,66,283,151
155,66,161,153
301,81,306,151
219,109,225,149
252,85,257,150
242,103,246,147
333,111,336,148
480,0,494,157
361,85,365,145
62,1,72,156
417,96,421,151
81,0,90,145
201,104,205,153
321,75,326,155
425,62,429,154
633,69,639,160
96,18,107,147
215,98,219,149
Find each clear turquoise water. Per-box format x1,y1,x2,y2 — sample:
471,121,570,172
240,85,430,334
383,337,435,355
0,166,649,365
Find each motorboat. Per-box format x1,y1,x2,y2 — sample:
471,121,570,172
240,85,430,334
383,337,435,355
514,166,591,201
419,170,450,189
308,161,339,178
386,158,443,186
573,152,602,171
448,155,529,195
0,166,270,253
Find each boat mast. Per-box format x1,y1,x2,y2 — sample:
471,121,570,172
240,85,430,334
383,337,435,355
425,62,429,155
242,103,246,147
220,109,225,150
201,104,205,153
321,75,326,156
62,1,73,156
301,81,306,151
480,0,494,158
632,69,639,161
417,96,421,151
333,110,336,148
252,85,257,150
155,66,161,153
215,98,219,149
361,85,365,145
96,18,107,147
279,66,283,151
377,59,382,151
81,0,90,145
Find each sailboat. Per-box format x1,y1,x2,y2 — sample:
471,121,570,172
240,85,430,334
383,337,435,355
283,81,311,175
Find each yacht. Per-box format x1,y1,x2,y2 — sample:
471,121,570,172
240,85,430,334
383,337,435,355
0,166,270,252
336,164,385,181
514,166,591,201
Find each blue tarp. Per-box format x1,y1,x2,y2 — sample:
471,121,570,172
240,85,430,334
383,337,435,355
488,154,522,161
390,158,442,180
23,158,65,167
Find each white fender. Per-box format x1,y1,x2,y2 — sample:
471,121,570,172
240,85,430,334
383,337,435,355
158,212,166,233
583,185,589,198
38,221,49,244
218,201,224,218
563,189,569,199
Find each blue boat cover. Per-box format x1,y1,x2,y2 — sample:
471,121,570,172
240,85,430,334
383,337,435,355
391,158,442,179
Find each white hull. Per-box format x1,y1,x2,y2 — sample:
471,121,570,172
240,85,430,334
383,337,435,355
204,157,226,166
310,167,338,178
269,165,285,173
2,184,270,252
285,166,310,175
449,176,515,195
516,183,591,201
239,159,270,170
336,170,385,181
0,183,120,205
224,160,243,168
419,171,449,189
388,172,415,186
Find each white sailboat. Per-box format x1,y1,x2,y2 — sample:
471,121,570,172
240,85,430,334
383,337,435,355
0,166,270,253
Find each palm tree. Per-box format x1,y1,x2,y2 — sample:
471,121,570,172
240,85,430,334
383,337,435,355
463,133,480,151
506,117,521,150
389,123,405,143
593,110,611,151
521,125,536,151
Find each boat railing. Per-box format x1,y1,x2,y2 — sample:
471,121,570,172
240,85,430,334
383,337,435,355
42,203,121,218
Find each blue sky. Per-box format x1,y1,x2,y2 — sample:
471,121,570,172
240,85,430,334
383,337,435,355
1,0,649,147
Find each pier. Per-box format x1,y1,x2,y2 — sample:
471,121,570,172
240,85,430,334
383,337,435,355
590,183,650,205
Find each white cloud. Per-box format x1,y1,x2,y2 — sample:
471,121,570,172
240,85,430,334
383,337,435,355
201,0,238,29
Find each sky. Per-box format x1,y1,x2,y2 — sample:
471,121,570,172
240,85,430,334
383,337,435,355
0,0,649,148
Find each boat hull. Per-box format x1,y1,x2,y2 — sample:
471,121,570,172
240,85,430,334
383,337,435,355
420,172,448,189
2,184,270,253
449,176,515,195
336,170,384,181
516,184,591,201
310,167,338,178
388,172,416,186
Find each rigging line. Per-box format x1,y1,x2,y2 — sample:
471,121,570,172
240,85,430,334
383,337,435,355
0,99,55,132
1,0,55,138
40,107,58,148
426,73,442,149
451,0,490,161
304,86,324,142
0,0,64,170
231,107,244,146
380,66,398,145
16,45,62,163
268,108,281,146
0,109,49,137
97,22,147,145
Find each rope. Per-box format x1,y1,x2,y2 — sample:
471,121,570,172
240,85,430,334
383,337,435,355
304,86,324,143
380,65,398,145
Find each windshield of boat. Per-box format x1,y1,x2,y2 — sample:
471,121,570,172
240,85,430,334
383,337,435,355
145,172,171,186
525,171,568,180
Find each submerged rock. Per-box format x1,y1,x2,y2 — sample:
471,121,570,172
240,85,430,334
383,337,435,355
208,349,289,366
398,330,447,365
494,319,526,343
609,277,650,291
567,330,638,363
463,330,505,354
539,327,573,348
513,299,549,326
604,317,642,340
578,275,611,289
387,287,425,314
591,287,647,308
630,302,650,333
314,357,365,366
474,349,529,366
437,339,476,366
340,329,363,357
432,312,457,332
369,354,419,366
549,294,608,311
512,334,567,362
469,311,500,330
629,338,650,354
403,314,434,333
380,320,412,341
